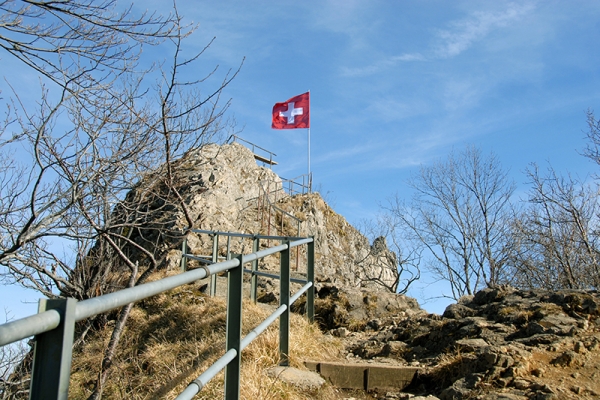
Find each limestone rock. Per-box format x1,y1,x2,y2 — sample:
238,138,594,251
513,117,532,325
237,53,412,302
114,141,414,296
265,366,325,391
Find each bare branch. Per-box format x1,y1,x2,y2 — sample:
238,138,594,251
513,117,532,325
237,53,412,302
506,164,600,290
387,146,515,299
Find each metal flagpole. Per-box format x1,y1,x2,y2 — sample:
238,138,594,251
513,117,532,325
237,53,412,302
308,90,311,192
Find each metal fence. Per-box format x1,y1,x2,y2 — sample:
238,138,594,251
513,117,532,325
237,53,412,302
228,135,278,167
0,233,315,400
281,173,312,195
228,134,312,194
256,180,303,240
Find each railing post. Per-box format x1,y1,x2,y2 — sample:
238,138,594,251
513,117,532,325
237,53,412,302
279,240,290,366
267,181,272,239
210,234,219,297
226,235,232,261
295,220,301,271
181,235,188,272
307,237,315,323
260,187,266,231
258,190,263,227
267,204,272,239
251,236,259,303
30,298,77,400
224,254,243,400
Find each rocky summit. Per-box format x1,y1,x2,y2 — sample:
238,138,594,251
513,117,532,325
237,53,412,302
129,141,402,292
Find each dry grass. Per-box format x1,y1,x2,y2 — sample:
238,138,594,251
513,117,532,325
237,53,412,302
424,350,480,391
69,276,343,399
496,306,534,324
533,302,565,318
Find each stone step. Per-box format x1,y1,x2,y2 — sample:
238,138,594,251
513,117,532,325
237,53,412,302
304,361,419,392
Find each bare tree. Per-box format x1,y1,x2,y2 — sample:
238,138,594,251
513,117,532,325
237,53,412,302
0,0,176,100
0,2,240,398
0,0,240,299
356,215,421,294
0,342,29,399
389,146,515,300
507,109,600,290
1,0,170,298
583,109,600,168
507,164,600,290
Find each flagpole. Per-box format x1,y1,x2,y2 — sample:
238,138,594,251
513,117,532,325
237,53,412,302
308,127,311,191
308,90,311,192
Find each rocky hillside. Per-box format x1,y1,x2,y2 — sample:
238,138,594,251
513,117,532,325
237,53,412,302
329,284,600,399
18,140,597,400
117,141,600,399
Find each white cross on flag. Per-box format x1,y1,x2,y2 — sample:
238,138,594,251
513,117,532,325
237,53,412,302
272,92,310,129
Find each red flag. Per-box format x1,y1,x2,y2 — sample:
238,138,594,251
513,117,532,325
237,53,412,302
272,92,310,129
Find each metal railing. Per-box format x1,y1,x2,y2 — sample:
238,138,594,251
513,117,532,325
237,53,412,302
281,173,312,195
257,180,303,239
228,134,311,194
180,230,310,299
0,233,315,400
229,135,277,167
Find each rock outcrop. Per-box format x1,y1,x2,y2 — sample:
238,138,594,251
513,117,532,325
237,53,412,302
276,193,399,291
333,285,600,399
120,141,402,294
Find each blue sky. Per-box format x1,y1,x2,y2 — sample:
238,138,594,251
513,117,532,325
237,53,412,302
170,1,600,311
173,0,600,203
3,1,600,317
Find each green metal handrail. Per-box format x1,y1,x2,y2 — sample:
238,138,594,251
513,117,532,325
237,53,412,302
0,234,315,400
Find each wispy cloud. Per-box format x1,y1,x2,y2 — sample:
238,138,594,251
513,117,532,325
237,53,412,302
315,128,457,177
340,53,425,77
434,2,536,58
441,80,480,112
340,2,536,78
309,0,382,50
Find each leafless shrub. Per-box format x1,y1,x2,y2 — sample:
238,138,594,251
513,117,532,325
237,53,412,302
0,2,241,397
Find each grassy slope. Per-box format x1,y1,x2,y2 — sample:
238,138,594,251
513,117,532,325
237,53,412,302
69,271,344,400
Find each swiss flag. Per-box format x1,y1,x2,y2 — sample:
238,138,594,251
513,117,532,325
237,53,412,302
272,92,310,129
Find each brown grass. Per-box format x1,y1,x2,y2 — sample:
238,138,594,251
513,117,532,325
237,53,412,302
496,305,534,324
69,275,343,399
421,350,481,392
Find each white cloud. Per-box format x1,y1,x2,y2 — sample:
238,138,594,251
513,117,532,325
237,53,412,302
392,54,425,62
340,53,425,77
309,0,381,50
442,80,480,112
339,2,536,79
434,2,536,58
